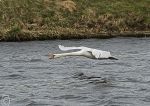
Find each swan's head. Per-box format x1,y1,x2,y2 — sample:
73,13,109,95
49,53,55,59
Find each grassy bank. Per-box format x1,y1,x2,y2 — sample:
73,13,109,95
0,0,150,41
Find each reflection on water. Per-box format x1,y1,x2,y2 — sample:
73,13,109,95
0,38,150,106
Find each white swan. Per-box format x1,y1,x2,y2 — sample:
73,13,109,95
49,45,118,60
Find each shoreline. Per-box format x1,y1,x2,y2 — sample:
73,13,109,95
0,30,150,42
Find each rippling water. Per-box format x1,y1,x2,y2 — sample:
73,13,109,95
0,38,150,106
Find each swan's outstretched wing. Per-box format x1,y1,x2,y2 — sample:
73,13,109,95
58,45,88,51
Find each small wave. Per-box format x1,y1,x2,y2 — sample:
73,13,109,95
106,100,133,106
96,62,131,67
53,95,87,100
26,100,50,106
0,65,3,67
0,74,27,80
30,59,44,62
73,72,101,80
10,59,29,63
73,72,108,84
88,78,108,84
12,66,24,69
27,66,52,70
142,96,150,102
16,98,30,103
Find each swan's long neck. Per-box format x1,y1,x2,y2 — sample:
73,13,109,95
54,51,82,58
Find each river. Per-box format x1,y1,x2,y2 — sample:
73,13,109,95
0,38,150,106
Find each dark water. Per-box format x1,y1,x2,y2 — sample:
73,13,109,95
0,38,150,106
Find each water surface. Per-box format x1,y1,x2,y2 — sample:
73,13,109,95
0,38,150,106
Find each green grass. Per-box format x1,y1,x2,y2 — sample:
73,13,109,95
0,0,149,41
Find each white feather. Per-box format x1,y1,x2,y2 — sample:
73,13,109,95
59,45,87,51
92,49,101,59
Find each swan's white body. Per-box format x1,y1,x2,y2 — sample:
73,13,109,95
50,45,117,60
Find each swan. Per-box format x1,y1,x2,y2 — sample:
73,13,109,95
49,45,118,60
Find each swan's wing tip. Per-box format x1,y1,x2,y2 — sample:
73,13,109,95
58,45,66,51
58,45,85,51
58,45,62,47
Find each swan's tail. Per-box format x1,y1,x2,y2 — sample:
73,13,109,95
58,45,85,51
